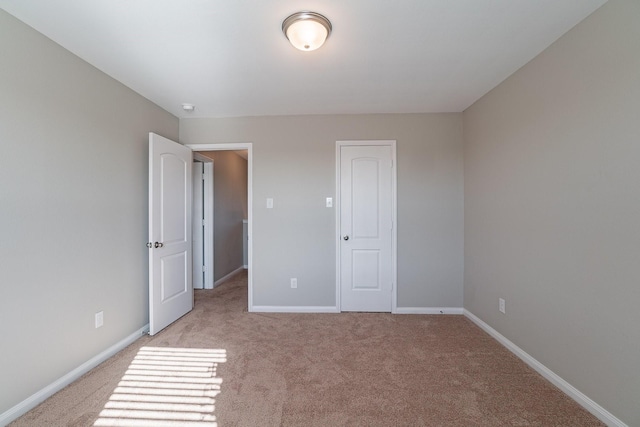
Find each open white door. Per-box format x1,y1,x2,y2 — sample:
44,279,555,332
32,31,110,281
192,154,215,290
192,161,204,290
149,133,193,335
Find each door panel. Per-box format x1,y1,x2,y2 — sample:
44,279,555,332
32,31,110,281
161,252,188,301
160,153,188,244
352,250,380,289
352,158,380,238
340,144,394,312
149,133,193,335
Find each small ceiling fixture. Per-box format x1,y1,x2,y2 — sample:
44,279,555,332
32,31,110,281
282,11,332,51
182,103,195,112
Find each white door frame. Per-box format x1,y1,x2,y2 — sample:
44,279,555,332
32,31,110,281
193,153,214,289
187,143,254,311
335,140,398,313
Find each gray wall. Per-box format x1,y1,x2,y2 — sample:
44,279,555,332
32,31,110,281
463,0,640,424
181,114,464,308
198,151,248,281
0,10,178,415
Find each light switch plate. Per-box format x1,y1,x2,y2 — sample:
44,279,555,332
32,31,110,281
95,311,104,328
266,198,273,209
326,197,333,208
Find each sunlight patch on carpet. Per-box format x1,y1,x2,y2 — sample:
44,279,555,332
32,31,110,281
94,346,226,427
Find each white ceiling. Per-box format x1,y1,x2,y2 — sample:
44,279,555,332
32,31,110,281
0,0,607,119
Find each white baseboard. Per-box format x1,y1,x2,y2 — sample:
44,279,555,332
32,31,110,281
250,305,340,313
463,310,627,427
0,324,149,427
394,307,464,315
213,266,244,287
250,306,462,315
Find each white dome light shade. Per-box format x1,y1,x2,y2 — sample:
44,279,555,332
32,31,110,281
286,20,327,51
282,12,332,52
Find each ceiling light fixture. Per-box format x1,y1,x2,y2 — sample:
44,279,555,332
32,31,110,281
282,11,332,52
182,103,195,112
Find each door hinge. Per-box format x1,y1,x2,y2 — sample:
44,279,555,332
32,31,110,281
202,265,206,272
202,219,206,226
202,173,205,181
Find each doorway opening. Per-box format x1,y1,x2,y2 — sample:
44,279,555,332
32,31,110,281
187,143,253,311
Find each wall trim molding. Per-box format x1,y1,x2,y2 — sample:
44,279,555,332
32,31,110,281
251,306,340,313
394,307,464,315
0,324,149,426
213,266,244,288
463,310,627,427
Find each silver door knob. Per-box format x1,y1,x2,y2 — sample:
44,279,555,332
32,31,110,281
343,235,349,241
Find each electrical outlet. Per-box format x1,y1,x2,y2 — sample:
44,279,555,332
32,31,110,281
499,298,506,314
290,278,297,289
266,198,274,209
95,311,104,328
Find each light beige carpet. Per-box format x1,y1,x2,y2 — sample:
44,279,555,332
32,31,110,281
11,271,604,426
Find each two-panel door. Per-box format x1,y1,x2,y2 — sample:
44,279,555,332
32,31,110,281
339,143,395,312
148,133,193,335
